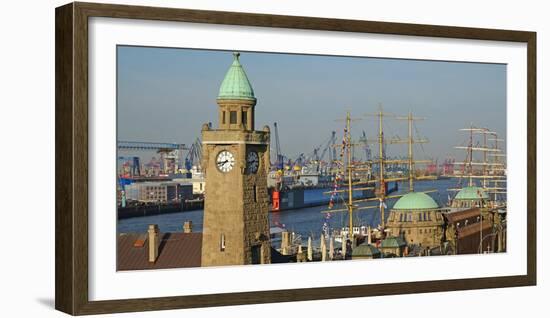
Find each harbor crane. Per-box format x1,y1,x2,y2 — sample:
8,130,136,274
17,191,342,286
184,138,203,170
117,141,189,174
309,131,337,173
359,130,372,161
273,122,285,170
117,156,141,177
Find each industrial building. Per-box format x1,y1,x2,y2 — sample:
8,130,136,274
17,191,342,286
124,181,193,203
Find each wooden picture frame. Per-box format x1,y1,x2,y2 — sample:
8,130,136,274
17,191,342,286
55,1,536,315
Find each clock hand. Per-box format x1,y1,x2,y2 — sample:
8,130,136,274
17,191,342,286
217,160,228,165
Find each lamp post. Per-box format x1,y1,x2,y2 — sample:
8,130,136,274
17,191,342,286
455,222,460,255
477,215,482,254
478,233,498,254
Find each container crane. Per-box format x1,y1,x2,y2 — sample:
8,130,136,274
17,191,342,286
117,141,189,174
359,130,372,162
185,138,203,171
117,156,141,177
313,131,337,173
273,122,285,170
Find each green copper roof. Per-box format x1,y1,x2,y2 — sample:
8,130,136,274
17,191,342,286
393,192,439,210
381,236,407,248
454,186,489,200
217,52,256,101
352,243,381,257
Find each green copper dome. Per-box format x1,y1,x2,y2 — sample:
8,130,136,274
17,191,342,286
454,186,489,200
352,243,381,257
380,236,407,248
217,52,256,101
393,192,439,210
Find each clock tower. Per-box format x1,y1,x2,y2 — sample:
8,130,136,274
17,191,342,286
201,52,271,266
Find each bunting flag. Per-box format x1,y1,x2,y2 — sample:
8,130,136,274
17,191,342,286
328,128,348,209
322,222,329,236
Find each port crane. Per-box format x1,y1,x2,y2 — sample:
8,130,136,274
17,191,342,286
273,122,286,171
306,131,338,173
359,131,372,162
184,138,202,170
118,141,189,174
323,107,436,233
117,156,141,177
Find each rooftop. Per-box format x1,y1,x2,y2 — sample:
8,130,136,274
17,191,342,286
454,186,489,200
381,236,407,248
444,207,482,223
352,243,381,257
393,192,439,210
117,232,202,270
118,232,292,270
217,52,256,102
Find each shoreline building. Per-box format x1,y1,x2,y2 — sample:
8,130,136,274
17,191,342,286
445,186,506,254
124,181,193,203
201,52,272,266
386,192,445,250
449,186,489,209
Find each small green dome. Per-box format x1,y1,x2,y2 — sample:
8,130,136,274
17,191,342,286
393,192,439,210
454,186,489,200
381,236,407,248
217,52,256,101
352,243,381,257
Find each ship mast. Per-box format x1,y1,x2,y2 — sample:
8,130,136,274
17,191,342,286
487,132,506,205
377,107,386,226
408,112,414,191
364,106,431,228
394,111,431,192
469,124,474,186
450,125,505,195
345,112,354,234
324,111,367,237
324,108,435,236
482,129,488,188
365,105,398,228
323,108,398,234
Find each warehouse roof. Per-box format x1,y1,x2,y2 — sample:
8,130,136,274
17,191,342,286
117,232,202,270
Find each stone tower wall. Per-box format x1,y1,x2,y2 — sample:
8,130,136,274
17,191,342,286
201,130,271,267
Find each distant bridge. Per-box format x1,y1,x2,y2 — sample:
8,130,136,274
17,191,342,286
117,141,188,151
117,140,202,171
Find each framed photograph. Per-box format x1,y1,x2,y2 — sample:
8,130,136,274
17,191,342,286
55,2,536,315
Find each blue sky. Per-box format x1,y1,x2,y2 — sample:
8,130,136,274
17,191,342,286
117,46,506,162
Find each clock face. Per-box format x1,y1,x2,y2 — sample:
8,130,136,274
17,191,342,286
246,151,259,174
216,150,235,173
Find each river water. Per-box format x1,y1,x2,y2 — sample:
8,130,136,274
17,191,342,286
117,178,458,238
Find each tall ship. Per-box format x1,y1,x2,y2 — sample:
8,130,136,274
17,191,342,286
322,107,443,257
268,122,376,212
449,125,507,209
315,108,508,259
444,125,507,254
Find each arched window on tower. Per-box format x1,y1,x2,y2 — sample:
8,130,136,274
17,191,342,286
242,110,248,129
220,234,226,252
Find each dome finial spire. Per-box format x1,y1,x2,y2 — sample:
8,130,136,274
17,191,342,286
233,52,240,60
